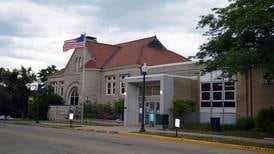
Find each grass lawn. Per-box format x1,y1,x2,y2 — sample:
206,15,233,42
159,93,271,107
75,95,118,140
1,119,120,128
142,131,274,149
174,123,274,139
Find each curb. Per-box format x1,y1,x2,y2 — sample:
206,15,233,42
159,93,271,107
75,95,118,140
75,128,120,135
120,132,274,153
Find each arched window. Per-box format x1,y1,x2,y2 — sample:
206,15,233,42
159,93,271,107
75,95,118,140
70,87,79,105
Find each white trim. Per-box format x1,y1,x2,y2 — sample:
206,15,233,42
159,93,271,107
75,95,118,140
105,75,116,95
147,61,196,69
126,73,198,82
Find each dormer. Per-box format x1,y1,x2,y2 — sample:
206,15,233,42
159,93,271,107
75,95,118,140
147,38,166,49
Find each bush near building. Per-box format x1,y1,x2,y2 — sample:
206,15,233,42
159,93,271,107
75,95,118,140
236,117,255,131
84,102,119,120
171,99,196,125
28,87,64,120
255,107,274,132
114,99,124,120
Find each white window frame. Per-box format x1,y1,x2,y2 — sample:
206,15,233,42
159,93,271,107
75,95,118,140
119,74,129,95
106,76,116,95
75,57,79,72
59,81,64,97
200,81,236,108
79,57,82,71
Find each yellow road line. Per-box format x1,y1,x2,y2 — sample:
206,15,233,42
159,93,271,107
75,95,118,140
120,132,274,153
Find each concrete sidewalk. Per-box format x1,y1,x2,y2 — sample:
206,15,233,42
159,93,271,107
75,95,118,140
75,125,274,146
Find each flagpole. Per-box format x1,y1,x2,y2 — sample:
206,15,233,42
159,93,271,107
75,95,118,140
81,32,86,123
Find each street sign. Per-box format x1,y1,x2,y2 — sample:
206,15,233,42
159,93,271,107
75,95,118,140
175,118,180,128
69,113,74,120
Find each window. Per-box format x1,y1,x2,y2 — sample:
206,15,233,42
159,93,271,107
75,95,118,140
201,82,235,108
79,57,83,70
75,57,78,72
70,87,79,105
201,83,211,107
120,74,129,95
201,101,211,107
51,82,58,94
59,81,64,96
106,76,116,95
75,57,83,72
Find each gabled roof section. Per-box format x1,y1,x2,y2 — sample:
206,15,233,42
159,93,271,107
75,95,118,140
103,36,189,68
138,47,189,66
85,40,120,69
52,36,190,72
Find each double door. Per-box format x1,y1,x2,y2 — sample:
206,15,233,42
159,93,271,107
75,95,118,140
139,101,160,125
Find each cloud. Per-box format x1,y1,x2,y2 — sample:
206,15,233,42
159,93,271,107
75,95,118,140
0,0,229,72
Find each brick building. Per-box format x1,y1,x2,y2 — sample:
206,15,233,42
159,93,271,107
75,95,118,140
48,36,274,128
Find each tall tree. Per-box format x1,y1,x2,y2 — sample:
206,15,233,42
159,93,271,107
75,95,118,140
0,67,36,118
195,0,274,117
38,65,57,83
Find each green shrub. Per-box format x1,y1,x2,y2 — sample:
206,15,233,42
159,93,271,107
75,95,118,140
84,101,97,118
236,117,255,131
255,107,274,132
28,88,64,120
96,103,112,113
172,99,196,118
114,99,124,120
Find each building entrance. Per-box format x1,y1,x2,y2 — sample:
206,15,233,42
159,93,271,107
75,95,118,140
138,96,160,126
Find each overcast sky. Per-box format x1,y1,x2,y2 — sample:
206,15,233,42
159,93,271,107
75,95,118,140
0,0,229,72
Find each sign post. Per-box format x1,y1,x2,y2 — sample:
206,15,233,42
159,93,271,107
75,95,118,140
69,113,74,128
175,118,180,137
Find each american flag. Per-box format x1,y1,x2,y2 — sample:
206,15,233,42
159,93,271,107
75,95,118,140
63,34,85,52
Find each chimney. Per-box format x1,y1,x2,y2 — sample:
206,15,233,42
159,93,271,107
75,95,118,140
86,36,97,42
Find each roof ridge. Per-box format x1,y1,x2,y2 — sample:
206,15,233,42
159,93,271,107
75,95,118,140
87,40,120,48
115,35,156,45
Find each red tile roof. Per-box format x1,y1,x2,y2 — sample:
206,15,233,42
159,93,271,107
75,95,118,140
85,41,120,69
56,36,189,74
86,36,189,69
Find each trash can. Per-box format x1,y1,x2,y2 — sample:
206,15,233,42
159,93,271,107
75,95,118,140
156,114,169,129
210,117,221,132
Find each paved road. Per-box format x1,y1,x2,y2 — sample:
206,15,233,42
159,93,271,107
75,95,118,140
0,124,262,154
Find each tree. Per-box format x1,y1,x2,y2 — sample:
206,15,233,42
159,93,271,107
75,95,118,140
0,85,12,115
37,65,57,83
28,86,64,120
195,0,274,117
0,67,36,118
171,99,196,123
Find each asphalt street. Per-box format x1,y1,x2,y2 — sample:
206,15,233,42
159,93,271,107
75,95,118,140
0,124,262,154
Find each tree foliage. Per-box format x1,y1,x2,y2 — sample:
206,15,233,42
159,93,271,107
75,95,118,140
195,0,274,79
172,99,196,118
37,65,57,83
255,107,274,132
0,67,36,118
28,86,64,120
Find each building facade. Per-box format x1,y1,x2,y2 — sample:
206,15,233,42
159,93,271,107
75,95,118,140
48,36,274,127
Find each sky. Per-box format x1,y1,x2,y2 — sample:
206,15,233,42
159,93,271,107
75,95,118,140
0,0,229,73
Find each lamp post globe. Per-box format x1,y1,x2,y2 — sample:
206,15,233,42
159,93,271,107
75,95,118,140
140,63,148,132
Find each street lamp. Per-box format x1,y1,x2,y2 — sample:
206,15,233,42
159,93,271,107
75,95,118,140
140,63,148,132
